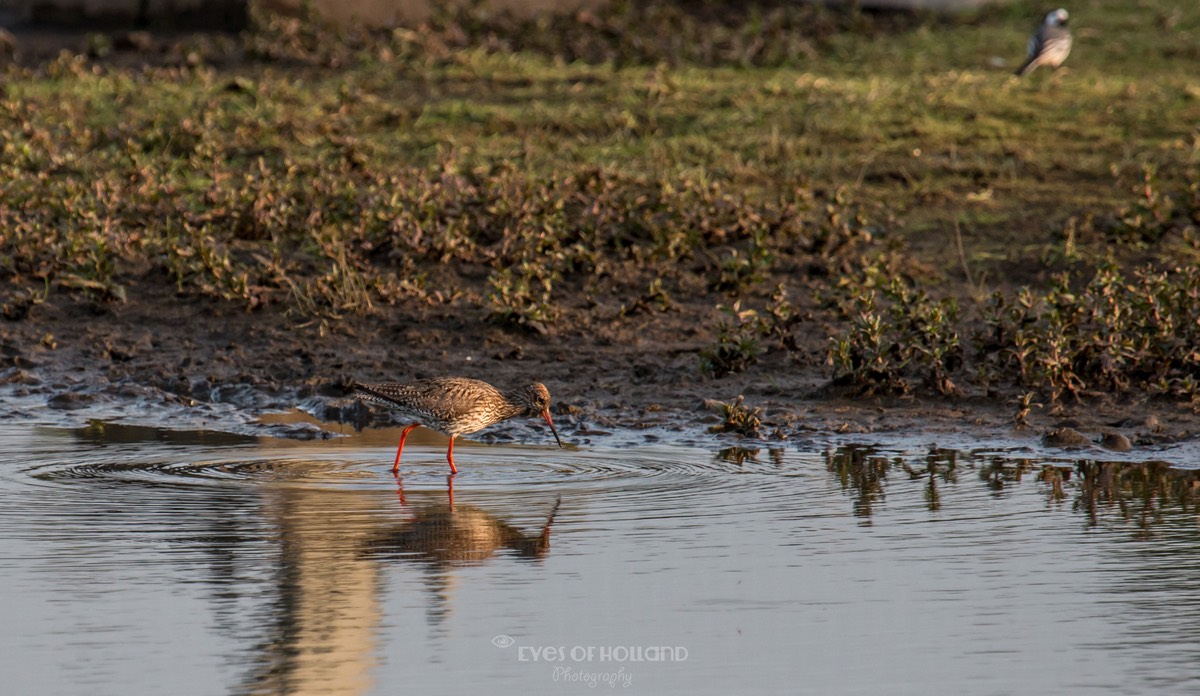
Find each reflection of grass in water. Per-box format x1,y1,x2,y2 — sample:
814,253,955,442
1073,461,1200,538
826,446,1200,535
825,446,893,522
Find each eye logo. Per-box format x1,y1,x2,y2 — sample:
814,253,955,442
491,634,516,649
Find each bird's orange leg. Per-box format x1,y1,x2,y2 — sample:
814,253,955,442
446,436,459,475
393,424,420,474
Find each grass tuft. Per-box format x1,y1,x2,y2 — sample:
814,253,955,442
705,395,764,438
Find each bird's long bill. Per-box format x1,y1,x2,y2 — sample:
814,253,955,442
542,410,564,448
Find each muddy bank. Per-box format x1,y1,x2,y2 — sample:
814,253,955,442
2,285,1197,462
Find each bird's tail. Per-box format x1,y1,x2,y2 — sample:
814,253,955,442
1014,57,1037,76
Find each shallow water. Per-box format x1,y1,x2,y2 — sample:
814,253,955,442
3,422,1200,695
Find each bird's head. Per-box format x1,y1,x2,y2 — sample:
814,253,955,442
517,382,563,448
1046,8,1069,26
516,382,553,415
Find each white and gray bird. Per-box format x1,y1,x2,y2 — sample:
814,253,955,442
1015,8,1072,76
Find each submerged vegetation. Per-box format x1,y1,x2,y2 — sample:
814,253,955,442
0,0,1198,410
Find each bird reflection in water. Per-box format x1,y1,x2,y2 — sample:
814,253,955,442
241,476,562,693
363,481,562,627
367,482,561,564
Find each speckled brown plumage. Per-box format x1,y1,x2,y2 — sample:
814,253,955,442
354,377,562,474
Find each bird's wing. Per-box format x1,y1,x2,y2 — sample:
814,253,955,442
409,379,507,420
1015,39,1040,75
353,382,413,408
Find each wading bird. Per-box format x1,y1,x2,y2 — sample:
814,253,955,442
354,377,563,475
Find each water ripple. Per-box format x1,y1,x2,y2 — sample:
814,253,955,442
16,436,773,502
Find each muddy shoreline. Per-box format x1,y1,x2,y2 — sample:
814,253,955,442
3,286,1197,463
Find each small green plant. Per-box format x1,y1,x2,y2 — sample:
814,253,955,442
160,222,259,306
287,227,377,317
286,260,373,318
805,189,881,274
828,291,903,392
1111,164,1175,247
1012,392,1041,428
827,278,960,395
619,277,675,316
710,227,774,294
700,303,762,378
0,281,49,321
975,263,1200,403
888,281,961,394
59,231,126,303
761,283,802,351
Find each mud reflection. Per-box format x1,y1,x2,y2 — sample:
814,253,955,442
70,420,259,447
